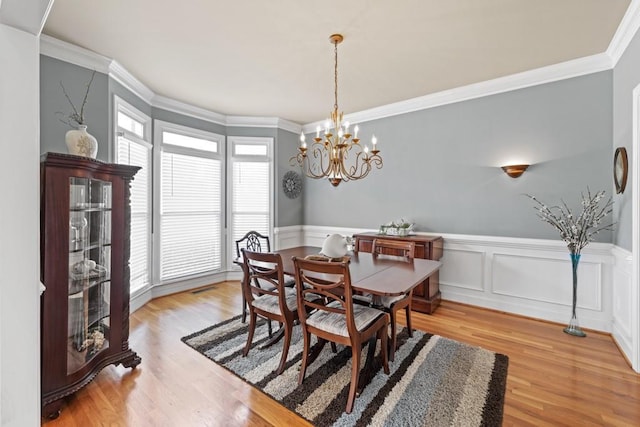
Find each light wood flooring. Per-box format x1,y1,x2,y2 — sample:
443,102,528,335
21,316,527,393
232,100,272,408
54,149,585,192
43,281,640,426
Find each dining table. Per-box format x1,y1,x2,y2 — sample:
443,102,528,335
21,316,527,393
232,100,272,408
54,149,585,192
237,245,442,393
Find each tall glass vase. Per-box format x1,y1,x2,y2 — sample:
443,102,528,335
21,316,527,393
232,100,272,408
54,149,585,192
563,252,586,337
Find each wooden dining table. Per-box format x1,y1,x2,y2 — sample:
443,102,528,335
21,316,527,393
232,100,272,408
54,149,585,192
255,246,442,393
272,246,442,301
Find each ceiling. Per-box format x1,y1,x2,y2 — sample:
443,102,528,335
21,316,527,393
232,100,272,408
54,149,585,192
43,0,630,125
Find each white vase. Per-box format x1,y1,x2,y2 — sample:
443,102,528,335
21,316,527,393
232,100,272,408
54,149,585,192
65,125,98,158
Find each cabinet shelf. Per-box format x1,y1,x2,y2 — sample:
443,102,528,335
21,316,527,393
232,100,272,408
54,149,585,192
69,243,112,254
70,204,112,212
68,277,110,296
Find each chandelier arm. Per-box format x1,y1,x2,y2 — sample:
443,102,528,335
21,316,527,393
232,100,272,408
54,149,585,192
311,144,332,177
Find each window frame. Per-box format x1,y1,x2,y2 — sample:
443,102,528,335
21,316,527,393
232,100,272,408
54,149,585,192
113,95,152,296
153,119,226,283
226,136,274,271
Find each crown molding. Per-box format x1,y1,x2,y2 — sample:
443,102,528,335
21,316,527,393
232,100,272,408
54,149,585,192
303,53,613,132
40,34,111,73
109,60,154,104
40,32,621,136
607,0,640,67
152,94,227,126
226,116,301,133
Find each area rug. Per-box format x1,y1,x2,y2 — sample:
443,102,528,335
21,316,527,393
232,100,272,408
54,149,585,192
181,315,509,426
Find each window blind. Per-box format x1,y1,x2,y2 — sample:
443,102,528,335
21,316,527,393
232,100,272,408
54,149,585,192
116,134,150,292
160,151,222,280
231,161,269,244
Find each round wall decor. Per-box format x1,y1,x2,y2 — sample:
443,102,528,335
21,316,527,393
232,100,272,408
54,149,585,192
613,147,628,194
282,171,302,199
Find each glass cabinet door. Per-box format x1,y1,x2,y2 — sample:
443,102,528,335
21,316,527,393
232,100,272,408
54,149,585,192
67,177,112,374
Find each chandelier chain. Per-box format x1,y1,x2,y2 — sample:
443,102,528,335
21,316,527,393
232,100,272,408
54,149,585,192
334,39,339,112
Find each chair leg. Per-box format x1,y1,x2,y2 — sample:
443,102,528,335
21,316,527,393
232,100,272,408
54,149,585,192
330,342,338,353
276,323,293,375
379,323,390,375
241,294,247,323
346,344,361,414
267,319,273,337
243,311,257,357
298,329,311,385
389,309,397,362
405,305,413,337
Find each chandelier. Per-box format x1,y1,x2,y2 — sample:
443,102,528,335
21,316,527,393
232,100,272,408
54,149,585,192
291,34,383,187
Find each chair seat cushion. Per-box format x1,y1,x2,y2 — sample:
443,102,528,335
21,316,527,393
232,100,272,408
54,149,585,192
353,293,408,308
251,287,296,315
252,288,320,315
306,301,385,337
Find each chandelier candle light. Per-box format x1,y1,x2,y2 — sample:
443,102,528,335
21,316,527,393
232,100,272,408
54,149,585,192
291,34,383,187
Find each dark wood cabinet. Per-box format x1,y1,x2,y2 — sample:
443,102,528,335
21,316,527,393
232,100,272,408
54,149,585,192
40,153,141,418
353,232,443,314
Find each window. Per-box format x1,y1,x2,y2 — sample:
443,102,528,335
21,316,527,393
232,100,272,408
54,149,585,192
114,97,152,294
155,121,224,281
228,137,273,267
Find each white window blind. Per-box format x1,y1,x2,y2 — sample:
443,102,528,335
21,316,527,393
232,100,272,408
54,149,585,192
229,138,273,259
159,124,223,281
231,161,269,242
115,98,151,293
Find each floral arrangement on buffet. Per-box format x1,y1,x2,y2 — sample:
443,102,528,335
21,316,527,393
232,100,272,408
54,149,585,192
378,218,415,236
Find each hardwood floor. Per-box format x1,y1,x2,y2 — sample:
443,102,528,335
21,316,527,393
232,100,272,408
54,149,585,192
43,281,640,426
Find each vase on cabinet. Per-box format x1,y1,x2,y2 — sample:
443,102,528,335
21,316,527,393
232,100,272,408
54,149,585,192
65,125,98,158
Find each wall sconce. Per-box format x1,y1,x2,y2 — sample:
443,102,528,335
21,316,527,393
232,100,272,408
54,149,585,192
501,164,529,178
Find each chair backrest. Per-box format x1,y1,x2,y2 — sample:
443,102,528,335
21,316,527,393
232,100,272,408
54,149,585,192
372,238,416,259
235,231,271,258
241,249,289,310
292,256,358,337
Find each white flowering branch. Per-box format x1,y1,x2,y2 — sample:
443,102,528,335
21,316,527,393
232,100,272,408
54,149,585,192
527,189,614,254
56,70,96,128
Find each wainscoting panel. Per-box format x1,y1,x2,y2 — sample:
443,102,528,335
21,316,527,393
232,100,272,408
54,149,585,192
491,253,602,311
274,225,304,250
298,226,616,333
439,235,612,332
439,248,484,291
611,246,633,364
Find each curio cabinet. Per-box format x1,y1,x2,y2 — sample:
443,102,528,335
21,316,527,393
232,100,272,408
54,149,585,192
40,153,141,418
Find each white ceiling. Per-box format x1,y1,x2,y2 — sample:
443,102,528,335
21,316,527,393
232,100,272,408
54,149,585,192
43,0,630,125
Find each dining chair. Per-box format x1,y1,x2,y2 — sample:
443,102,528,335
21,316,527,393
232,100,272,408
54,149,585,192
292,256,389,414
371,238,416,362
241,249,300,375
235,231,272,324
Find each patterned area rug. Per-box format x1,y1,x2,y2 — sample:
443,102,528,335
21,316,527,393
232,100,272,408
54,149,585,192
181,315,508,426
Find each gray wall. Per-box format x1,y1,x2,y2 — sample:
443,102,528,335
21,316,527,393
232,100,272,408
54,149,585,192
40,55,303,229
613,28,640,251
304,71,614,243
41,55,616,243
40,56,109,161
277,129,304,226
